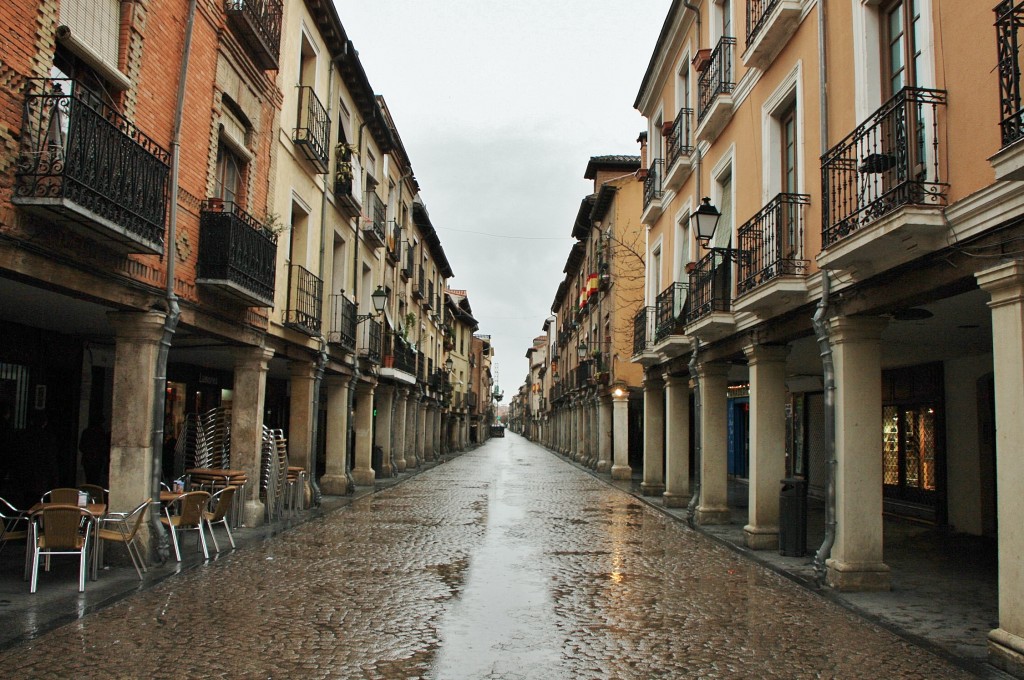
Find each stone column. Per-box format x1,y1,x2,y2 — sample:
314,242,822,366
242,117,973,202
977,262,1024,676
374,383,395,477
106,310,165,553
321,374,351,495
663,373,691,508
597,395,612,473
230,345,275,525
351,381,376,486
393,388,408,472
641,373,665,496
407,393,421,466
611,388,631,480
743,344,790,549
287,361,317,473
827,316,890,591
696,361,730,524
575,401,585,462
587,399,599,467
418,399,429,462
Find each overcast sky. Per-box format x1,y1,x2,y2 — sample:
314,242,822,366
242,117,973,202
338,0,672,397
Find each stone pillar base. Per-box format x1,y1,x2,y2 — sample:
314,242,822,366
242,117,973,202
351,468,376,486
596,461,610,473
319,474,349,496
695,505,731,525
395,459,407,473
825,558,891,591
743,524,779,550
989,628,1024,677
640,482,665,497
663,492,690,508
610,465,632,480
242,500,266,528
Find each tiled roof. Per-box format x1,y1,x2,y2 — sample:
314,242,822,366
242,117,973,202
584,155,641,179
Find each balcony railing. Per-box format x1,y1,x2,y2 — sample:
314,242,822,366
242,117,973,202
821,87,947,248
643,158,664,209
387,221,401,263
13,78,171,255
327,294,357,352
666,109,694,170
737,193,810,294
412,266,425,300
997,1,1024,148
401,242,414,279
293,85,330,173
697,37,736,123
687,250,733,323
197,200,278,307
333,144,361,218
224,0,282,70
632,306,656,355
424,280,435,310
575,361,594,388
654,282,690,342
746,0,780,46
284,264,323,336
360,318,382,364
363,193,386,247
393,339,417,374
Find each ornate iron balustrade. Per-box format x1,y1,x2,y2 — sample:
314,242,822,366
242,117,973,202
425,280,435,310
363,193,386,247
197,200,278,306
413,266,425,299
737,193,810,294
418,351,427,383
387,221,401,262
666,109,694,170
327,294,357,351
333,144,360,216
821,87,947,248
632,306,656,355
697,37,736,123
997,1,1024,148
654,282,690,342
401,242,415,279
284,264,323,335
13,78,171,254
429,369,444,391
746,0,780,45
361,318,382,364
393,339,417,374
293,85,330,173
224,0,282,70
575,361,594,388
687,250,733,322
644,158,664,209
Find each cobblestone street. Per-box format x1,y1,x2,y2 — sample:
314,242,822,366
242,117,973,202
0,433,977,679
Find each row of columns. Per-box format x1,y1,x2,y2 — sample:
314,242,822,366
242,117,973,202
545,390,628,479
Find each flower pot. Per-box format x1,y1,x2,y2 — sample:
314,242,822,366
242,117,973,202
692,48,712,72
382,355,394,368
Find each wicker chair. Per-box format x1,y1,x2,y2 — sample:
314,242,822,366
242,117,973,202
40,488,81,504
97,498,151,579
204,486,236,552
160,491,210,561
78,484,109,504
28,504,94,593
0,496,28,554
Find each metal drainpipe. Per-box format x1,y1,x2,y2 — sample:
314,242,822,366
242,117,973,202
148,0,196,561
686,338,702,526
811,273,836,583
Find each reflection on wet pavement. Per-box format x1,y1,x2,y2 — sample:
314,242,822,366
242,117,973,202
0,433,975,679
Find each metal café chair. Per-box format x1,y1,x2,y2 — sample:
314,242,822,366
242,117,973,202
78,484,109,504
204,486,236,552
28,504,94,593
97,498,151,580
160,491,210,561
40,488,81,505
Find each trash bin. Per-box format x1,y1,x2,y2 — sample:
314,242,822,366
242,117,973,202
778,476,807,557
372,446,384,479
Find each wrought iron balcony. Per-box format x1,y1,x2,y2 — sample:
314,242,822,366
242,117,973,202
387,221,401,263
293,85,330,173
284,264,323,336
686,250,733,323
424,280,435,310
643,158,664,210
737,193,810,295
13,78,171,255
744,0,803,68
697,36,736,124
327,294,357,352
821,87,947,248
632,306,656,356
360,318,382,364
997,1,1024,149
197,200,278,307
363,193,386,248
224,0,282,70
391,340,416,375
654,282,690,342
333,144,361,218
401,242,414,280
665,109,694,182
412,266,425,300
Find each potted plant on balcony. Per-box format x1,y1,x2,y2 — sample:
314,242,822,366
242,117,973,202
692,48,712,72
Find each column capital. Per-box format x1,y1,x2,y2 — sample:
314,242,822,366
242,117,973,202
107,310,167,343
828,315,888,344
695,361,730,380
234,345,275,372
743,343,790,365
355,380,376,397
324,372,352,387
375,382,396,398
663,373,690,389
642,374,665,391
289,359,318,380
977,260,1024,307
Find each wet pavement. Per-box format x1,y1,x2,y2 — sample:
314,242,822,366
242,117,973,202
0,433,995,678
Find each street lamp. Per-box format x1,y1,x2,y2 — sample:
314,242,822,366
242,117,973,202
445,356,454,373
355,285,389,323
693,197,722,245
576,340,588,360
